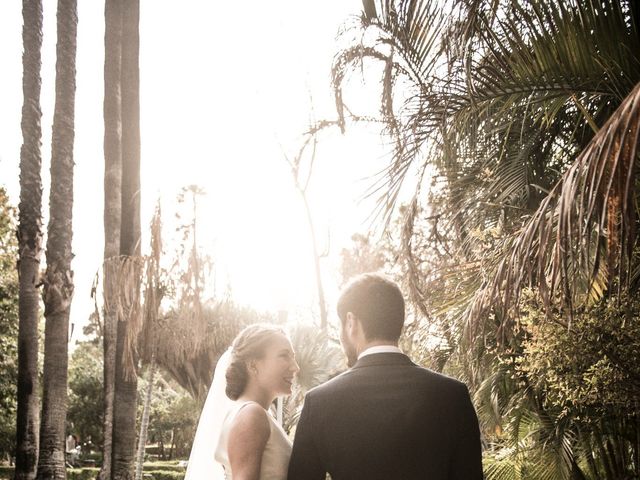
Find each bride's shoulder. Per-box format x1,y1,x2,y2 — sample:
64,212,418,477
230,402,270,437
227,402,270,454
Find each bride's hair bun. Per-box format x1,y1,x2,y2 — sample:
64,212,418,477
225,324,287,400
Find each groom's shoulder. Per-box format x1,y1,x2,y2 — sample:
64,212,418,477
306,358,468,397
306,360,470,401
304,367,363,400
417,365,471,393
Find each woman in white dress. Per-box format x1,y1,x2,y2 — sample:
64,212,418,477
185,324,300,480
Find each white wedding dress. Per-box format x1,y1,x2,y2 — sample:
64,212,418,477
214,401,292,480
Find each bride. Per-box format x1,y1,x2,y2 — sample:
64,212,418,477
185,324,300,480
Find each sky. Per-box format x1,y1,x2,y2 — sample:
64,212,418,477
0,0,397,340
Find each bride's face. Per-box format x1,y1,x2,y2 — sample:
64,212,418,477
253,334,300,397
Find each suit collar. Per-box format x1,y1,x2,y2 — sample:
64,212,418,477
351,352,415,370
358,345,403,359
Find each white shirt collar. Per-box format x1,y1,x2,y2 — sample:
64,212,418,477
357,345,403,360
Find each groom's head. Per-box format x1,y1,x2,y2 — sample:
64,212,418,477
336,273,405,366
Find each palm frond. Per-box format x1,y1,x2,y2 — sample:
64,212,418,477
469,81,640,336
283,325,345,432
154,301,264,400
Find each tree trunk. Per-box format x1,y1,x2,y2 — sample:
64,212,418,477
111,0,141,479
301,194,327,329
15,1,44,479
112,315,139,480
37,1,77,479
119,0,140,259
99,1,123,479
134,357,156,480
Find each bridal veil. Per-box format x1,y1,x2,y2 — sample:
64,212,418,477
184,348,233,480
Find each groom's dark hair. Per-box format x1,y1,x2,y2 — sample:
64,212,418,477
337,273,405,341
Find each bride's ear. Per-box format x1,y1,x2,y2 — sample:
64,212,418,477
247,360,258,376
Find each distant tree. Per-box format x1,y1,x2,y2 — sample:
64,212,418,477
68,342,104,450
153,188,246,402
158,394,198,460
15,0,44,478
0,188,19,463
154,301,262,401
37,0,78,478
145,378,198,461
339,233,388,286
283,139,329,329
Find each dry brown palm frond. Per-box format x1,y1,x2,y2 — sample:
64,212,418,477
171,186,209,349
154,301,266,400
139,202,164,364
119,255,144,379
102,254,145,379
468,81,640,335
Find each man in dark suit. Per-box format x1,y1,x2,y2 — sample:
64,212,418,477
288,273,483,480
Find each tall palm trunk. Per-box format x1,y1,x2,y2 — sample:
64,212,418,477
37,1,78,478
99,1,123,479
134,356,156,480
112,0,141,479
15,1,44,479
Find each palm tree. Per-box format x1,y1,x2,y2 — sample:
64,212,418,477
334,0,639,322
155,301,263,400
283,325,345,433
99,1,123,479
37,0,78,478
15,1,44,478
470,82,640,326
111,0,141,478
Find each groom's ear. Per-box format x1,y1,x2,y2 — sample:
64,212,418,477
346,312,358,334
345,311,354,330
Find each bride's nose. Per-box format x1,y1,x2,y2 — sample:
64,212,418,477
291,358,300,374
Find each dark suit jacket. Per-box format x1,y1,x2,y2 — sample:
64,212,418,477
287,352,483,480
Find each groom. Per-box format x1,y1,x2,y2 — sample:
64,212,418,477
288,273,483,479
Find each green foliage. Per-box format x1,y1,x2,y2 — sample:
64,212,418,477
0,187,18,461
518,294,640,419
144,373,199,460
0,466,14,479
474,292,640,479
140,461,185,472
68,341,104,448
142,470,184,480
67,468,100,480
